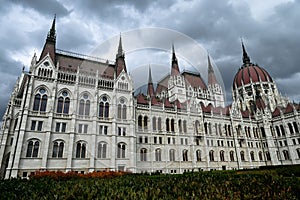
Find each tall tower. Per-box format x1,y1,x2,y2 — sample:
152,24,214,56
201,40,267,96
168,45,186,103
39,15,56,62
207,54,224,107
115,34,127,78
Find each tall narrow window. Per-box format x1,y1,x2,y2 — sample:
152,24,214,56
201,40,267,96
178,119,182,133
117,98,127,120
196,150,201,161
76,141,86,158
155,149,161,161
140,148,147,161
293,122,299,133
98,142,107,158
99,95,110,119
182,150,188,161
259,151,263,161
240,151,245,161
230,151,234,161
33,88,48,112
250,151,255,161
209,150,214,161
117,143,126,158
52,141,64,158
166,118,170,132
171,119,175,132
138,115,143,131
152,117,157,131
144,116,148,130
78,93,90,116
57,90,70,114
169,149,175,161
183,120,187,133
220,151,225,161
158,117,162,131
283,150,290,160
26,140,40,158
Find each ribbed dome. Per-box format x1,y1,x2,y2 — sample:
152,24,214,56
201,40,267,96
233,64,273,89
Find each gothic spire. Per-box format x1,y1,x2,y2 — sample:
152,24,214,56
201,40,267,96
115,33,126,77
147,65,155,97
241,39,250,65
208,54,218,85
116,33,124,58
171,44,180,76
47,14,56,42
39,15,56,62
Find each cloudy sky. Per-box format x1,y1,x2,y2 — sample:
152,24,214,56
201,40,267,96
1,0,300,119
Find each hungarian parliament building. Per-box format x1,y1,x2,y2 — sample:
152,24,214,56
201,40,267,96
1,18,300,178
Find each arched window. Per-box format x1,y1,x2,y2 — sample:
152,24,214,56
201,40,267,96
155,149,161,161
78,93,90,116
76,141,86,158
99,95,109,118
183,120,187,133
260,127,266,137
215,123,218,135
56,90,70,114
138,115,143,131
98,142,107,158
178,119,182,133
265,151,271,161
230,151,234,161
288,123,294,134
275,126,281,137
195,120,200,134
169,149,175,161
117,98,127,119
250,151,255,161
140,148,147,161
209,150,214,161
117,143,126,158
182,150,188,161
166,118,170,132
26,139,40,158
296,149,300,159
208,123,212,135
33,88,48,112
220,151,225,161
152,117,157,131
204,122,208,134
280,125,285,136
171,119,175,132
283,150,290,160
259,151,263,161
240,151,245,161
196,150,201,161
144,116,148,130
158,117,162,131
52,140,64,158
218,124,222,136
293,122,299,133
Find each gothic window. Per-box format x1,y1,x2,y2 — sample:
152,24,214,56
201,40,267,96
171,119,175,132
183,120,187,133
259,151,263,161
152,117,157,131
158,117,162,131
283,150,290,160
250,151,255,161
215,123,218,135
33,88,48,112
117,98,127,119
209,150,214,161
26,139,40,158
288,123,294,134
265,151,271,161
56,90,70,114
178,119,182,133
220,150,225,161
166,118,170,132
230,151,234,161
140,148,147,161
195,120,200,134
182,150,188,161
169,149,175,161
293,122,299,133
78,93,90,116
138,115,143,131
196,150,201,161
144,116,148,130
52,140,64,158
117,143,126,158
99,95,109,118
204,122,208,134
260,127,266,137
280,125,285,136
155,149,161,161
219,124,222,136
275,126,281,137
98,142,107,158
240,151,245,161
76,141,86,158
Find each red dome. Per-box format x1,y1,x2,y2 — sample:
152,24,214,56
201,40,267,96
233,64,273,89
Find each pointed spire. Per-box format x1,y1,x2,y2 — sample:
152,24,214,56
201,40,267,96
241,38,250,65
47,14,56,42
39,15,56,62
208,54,218,85
171,44,180,76
116,33,124,58
147,65,155,97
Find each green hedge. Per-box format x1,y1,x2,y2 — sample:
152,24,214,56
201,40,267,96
1,169,299,199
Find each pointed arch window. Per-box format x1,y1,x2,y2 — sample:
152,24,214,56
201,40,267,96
220,150,225,161
26,139,40,158
283,150,290,160
138,115,143,131
157,117,162,131
196,150,201,161
78,93,90,116
57,90,70,114
240,151,245,161
152,117,157,131
250,151,255,161
178,119,182,133
183,120,187,133
52,140,64,158
182,149,188,161
98,142,107,158
166,118,170,132
155,148,162,161
169,149,175,161
209,150,214,161
99,95,109,119
33,88,48,112
117,98,127,120
76,141,86,158
117,143,126,158
140,148,147,161
259,151,263,161
230,151,234,161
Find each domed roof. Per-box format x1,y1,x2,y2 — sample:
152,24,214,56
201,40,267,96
233,41,273,89
233,64,273,89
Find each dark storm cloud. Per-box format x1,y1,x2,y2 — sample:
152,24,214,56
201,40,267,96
11,0,70,17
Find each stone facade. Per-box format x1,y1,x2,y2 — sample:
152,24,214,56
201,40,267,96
1,19,300,178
